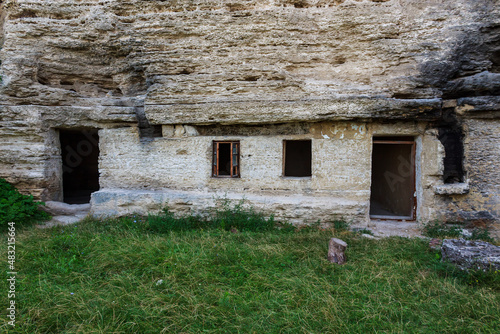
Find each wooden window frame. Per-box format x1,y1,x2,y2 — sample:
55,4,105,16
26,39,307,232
212,141,240,178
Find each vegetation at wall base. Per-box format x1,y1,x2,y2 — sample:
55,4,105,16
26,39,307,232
1,210,499,333
331,219,350,231
353,227,374,236
422,220,494,242
146,200,284,233
0,178,50,232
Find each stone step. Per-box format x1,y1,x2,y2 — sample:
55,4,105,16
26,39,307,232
43,201,91,216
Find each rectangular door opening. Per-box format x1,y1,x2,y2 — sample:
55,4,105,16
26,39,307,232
60,129,100,204
370,137,416,220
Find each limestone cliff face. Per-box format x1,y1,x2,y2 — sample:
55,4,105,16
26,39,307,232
1,1,499,114
0,0,499,231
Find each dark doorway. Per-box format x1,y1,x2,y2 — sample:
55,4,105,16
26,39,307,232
60,129,100,204
283,140,312,177
370,137,416,220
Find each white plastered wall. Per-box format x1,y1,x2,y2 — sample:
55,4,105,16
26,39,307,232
93,121,447,226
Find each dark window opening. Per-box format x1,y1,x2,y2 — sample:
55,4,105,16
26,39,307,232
60,129,100,204
434,109,465,183
213,141,240,178
370,138,416,219
438,127,465,183
283,140,312,177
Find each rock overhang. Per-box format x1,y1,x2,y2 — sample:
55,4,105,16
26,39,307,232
144,97,444,125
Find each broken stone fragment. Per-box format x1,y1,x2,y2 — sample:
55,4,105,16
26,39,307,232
162,125,175,137
441,239,500,271
328,238,347,265
429,238,442,251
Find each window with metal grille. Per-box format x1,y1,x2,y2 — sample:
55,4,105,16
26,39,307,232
212,141,240,178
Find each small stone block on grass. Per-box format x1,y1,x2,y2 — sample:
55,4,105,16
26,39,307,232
328,238,347,264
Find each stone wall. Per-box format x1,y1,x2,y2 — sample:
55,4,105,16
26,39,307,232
437,117,500,238
91,120,442,227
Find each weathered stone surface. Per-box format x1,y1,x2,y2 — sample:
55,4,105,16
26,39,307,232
0,0,499,235
1,0,498,110
435,118,500,237
434,182,469,195
457,96,500,118
91,188,367,225
441,239,500,271
444,72,500,98
145,98,443,125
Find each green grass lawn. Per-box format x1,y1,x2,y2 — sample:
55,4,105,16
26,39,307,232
1,217,499,333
